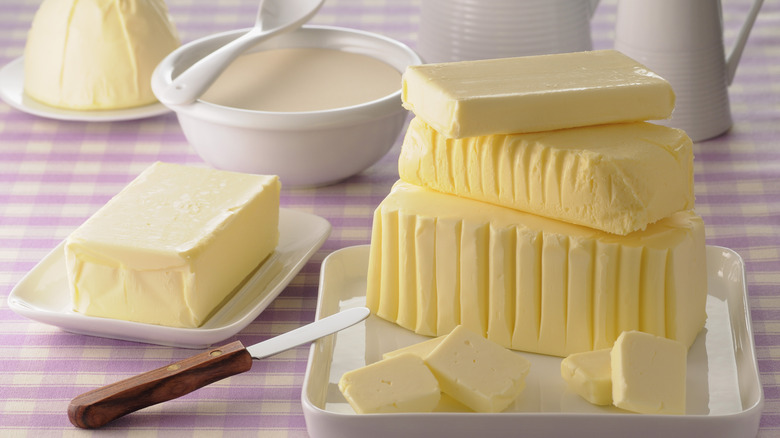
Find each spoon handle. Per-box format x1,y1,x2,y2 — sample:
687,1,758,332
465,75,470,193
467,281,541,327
68,341,253,429
157,28,268,106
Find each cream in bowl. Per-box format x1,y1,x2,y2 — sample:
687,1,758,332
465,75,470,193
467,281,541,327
152,25,422,187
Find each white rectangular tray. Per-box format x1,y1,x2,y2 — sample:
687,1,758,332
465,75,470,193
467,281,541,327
301,245,763,438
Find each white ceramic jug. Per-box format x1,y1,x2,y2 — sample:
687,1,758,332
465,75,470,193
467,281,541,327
417,0,600,64
614,0,763,142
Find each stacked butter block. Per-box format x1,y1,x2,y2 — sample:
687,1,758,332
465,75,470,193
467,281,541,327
366,50,708,357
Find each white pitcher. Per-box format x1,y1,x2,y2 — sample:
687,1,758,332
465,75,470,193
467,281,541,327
614,0,763,142
417,0,600,64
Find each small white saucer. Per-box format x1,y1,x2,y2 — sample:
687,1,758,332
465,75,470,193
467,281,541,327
0,57,170,122
7,208,331,349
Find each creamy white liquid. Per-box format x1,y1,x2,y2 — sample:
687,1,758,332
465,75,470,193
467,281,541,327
201,47,402,112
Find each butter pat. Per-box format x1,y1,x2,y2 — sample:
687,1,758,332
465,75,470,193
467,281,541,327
611,331,687,415
399,117,694,235
366,181,707,356
425,325,531,413
561,349,612,406
401,50,674,138
65,162,280,328
338,353,441,414
382,336,445,360
24,0,180,110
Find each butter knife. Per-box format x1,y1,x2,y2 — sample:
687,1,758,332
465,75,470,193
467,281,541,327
68,306,370,429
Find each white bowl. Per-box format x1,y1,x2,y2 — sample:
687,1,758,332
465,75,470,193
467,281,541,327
152,25,421,187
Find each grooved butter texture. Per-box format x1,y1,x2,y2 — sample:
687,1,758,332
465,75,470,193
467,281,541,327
65,162,280,328
399,117,694,235
401,50,675,139
366,182,707,357
24,0,180,110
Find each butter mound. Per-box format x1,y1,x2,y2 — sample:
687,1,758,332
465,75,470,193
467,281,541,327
399,117,695,235
402,49,675,138
65,162,280,328
24,0,180,110
366,181,707,357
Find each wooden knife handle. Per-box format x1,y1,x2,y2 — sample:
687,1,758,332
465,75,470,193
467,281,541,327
68,340,253,429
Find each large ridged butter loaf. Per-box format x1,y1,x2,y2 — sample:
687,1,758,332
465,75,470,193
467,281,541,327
399,117,694,235
366,182,707,357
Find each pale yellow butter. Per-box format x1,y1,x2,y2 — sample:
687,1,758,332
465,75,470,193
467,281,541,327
561,348,612,406
424,325,531,413
399,117,694,235
24,0,180,110
401,50,674,138
65,162,280,328
611,331,687,415
382,336,445,360
338,353,441,414
366,181,707,357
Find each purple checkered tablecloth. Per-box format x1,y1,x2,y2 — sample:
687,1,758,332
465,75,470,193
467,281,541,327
0,0,778,436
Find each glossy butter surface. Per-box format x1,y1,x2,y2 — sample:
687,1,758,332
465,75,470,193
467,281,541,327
24,0,180,109
401,50,674,138
366,182,707,357
65,162,280,328
399,117,694,235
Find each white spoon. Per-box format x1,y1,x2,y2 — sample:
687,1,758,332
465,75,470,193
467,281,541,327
157,0,324,106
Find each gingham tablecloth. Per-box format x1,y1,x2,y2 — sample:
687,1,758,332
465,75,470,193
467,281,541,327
0,0,778,436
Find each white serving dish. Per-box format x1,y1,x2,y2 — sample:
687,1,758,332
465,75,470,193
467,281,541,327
302,245,763,438
152,25,422,187
0,57,170,122
7,208,330,349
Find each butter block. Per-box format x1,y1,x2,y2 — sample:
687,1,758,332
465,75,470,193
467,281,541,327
424,325,531,413
338,353,441,414
401,50,674,138
399,117,694,235
65,162,280,328
366,181,707,357
382,336,445,360
611,331,687,415
24,0,180,110
561,349,612,406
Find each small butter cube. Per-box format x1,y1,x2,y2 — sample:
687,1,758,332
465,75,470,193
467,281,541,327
425,325,530,413
611,331,687,415
65,162,280,328
382,336,445,360
402,49,674,138
338,353,441,414
561,349,612,406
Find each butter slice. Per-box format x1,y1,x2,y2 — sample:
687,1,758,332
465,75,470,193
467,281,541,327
65,162,280,328
401,50,674,138
24,0,180,109
338,353,441,414
399,117,694,235
561,349,612,406
425,325,531,413
382,336,445,360
611,331,687,415
366,181,707,357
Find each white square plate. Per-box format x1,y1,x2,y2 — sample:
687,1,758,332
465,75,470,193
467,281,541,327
302,245,763,438
7,208,330,349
